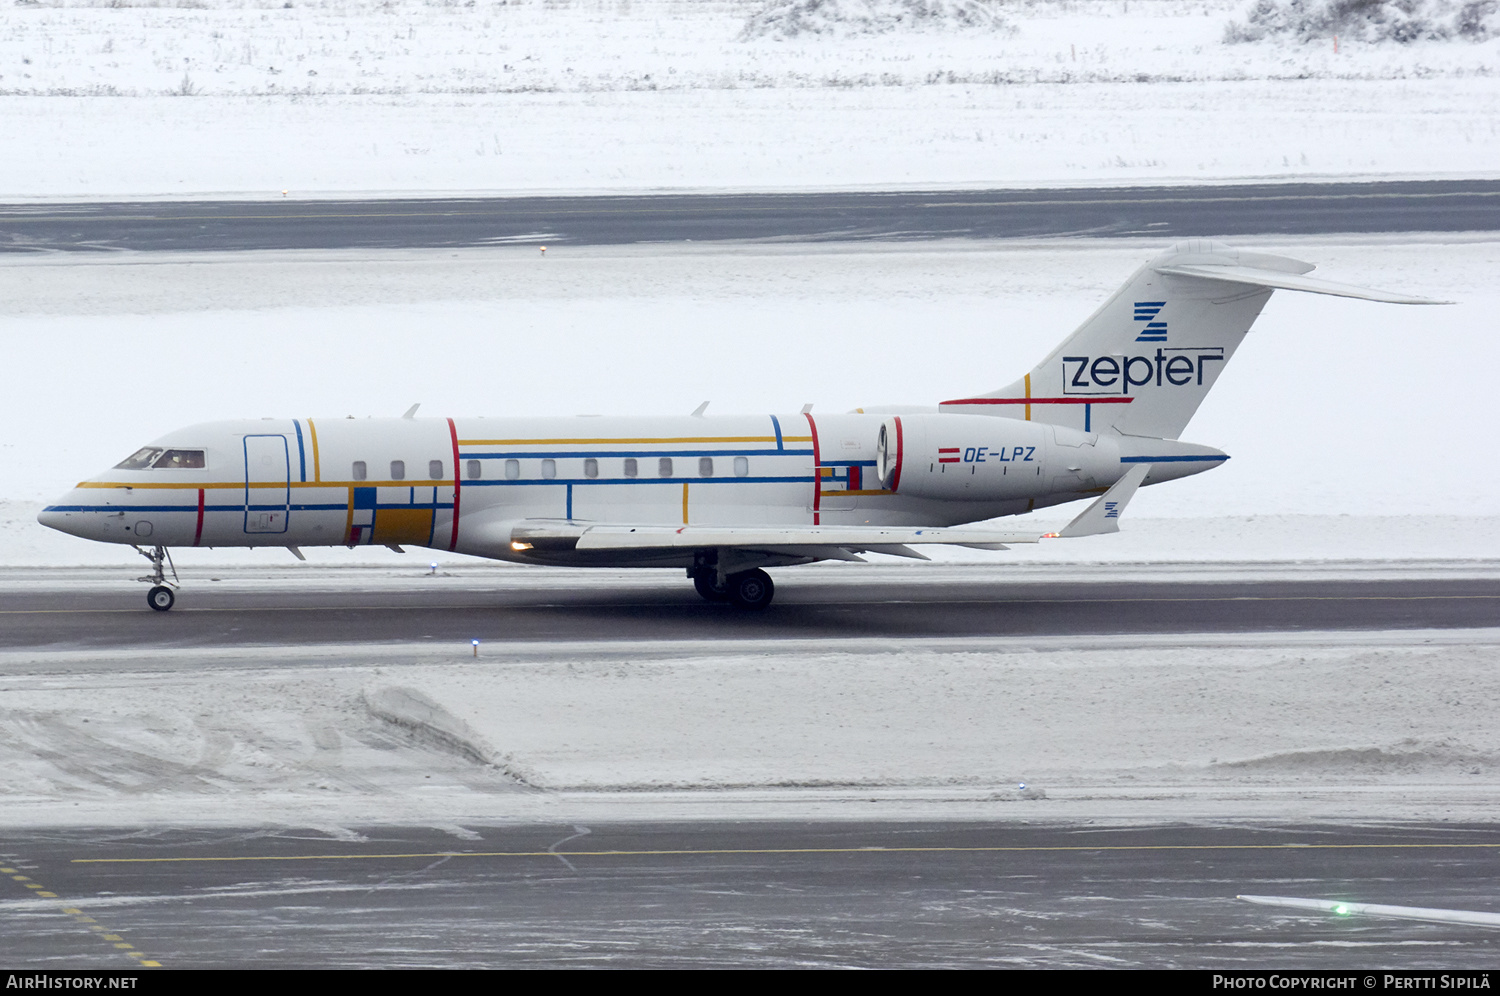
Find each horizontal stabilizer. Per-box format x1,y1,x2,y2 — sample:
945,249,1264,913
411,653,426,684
1056,464,1150,538
1154,263,1449,305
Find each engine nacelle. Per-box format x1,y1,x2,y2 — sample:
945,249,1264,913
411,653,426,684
876,414,1121,501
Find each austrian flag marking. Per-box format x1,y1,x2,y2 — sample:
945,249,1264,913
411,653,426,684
937,448,961,464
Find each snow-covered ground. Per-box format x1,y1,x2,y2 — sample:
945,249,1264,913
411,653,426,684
5,628,1500,828
4,236,1496,559
1,0,1496,196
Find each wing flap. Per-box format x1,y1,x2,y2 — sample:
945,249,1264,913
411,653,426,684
513,459,1154,555
571,524,1048,551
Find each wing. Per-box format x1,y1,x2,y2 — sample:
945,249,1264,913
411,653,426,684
507,464,1152,560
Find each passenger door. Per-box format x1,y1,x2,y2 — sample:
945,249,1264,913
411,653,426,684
243,434,290,534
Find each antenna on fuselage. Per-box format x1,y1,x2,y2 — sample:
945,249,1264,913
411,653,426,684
402,403,420,419
691,401,710,417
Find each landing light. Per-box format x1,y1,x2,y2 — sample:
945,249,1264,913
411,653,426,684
511,541,533,551
1042,532,1060,539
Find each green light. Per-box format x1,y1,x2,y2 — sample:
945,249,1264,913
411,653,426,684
1334,904,1351,916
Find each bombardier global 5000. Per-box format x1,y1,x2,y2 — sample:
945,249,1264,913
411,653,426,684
39,241,1440,610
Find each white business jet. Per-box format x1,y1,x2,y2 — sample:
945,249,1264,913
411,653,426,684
39,240,1440,611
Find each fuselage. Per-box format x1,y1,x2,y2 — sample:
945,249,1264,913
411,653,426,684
38,413,1223,568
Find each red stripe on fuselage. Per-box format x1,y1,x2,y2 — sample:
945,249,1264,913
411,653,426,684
890,416,904,494
803,412,822,525
941,396,1134,406
193,488,205,545
447,417,461,551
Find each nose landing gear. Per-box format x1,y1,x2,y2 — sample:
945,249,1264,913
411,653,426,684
134,545,179,612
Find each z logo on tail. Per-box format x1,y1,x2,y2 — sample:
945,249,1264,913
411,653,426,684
1134,301,1167,342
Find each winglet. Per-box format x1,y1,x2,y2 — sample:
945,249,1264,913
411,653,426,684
1154,263,1451,305
1055,463,1151,538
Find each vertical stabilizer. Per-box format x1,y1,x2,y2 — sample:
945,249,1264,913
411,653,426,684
941,241,1307,440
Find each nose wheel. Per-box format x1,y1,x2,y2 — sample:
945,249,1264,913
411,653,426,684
134,544,179,611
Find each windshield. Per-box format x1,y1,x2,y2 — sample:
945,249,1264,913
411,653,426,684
153,449,205,469
114,447,164,470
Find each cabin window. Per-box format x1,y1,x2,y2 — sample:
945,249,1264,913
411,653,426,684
114,447,163,470
541,459,557,480
390,460,406,481
623,458,638,478
658,457,673,478
699,457,713,477
734,456,749,477
504,459,520,480
429,459,444,480
467,460,481,480
153,449,206,469
584,458,598,479
352,461,367,481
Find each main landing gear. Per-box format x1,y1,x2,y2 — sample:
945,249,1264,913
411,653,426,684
692,567,775,610
134,544,179,612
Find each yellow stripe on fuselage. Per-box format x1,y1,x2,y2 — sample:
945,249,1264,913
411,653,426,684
458,436,780,446
76,479,448,490
307,418,322,482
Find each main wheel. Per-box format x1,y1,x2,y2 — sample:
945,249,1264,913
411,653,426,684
693,571,729,603
727,569,775,610
147,585,175,612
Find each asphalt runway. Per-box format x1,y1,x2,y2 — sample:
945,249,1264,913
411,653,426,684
3,180,1499,253
2,574,1497,650
5,821,1500,968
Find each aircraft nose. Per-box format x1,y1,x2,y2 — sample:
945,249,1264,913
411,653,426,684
38,495,88,538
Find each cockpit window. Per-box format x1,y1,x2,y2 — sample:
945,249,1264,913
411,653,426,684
114,447,164,470
153,449,206,469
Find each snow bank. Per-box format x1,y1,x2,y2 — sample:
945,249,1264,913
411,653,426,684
411,636,1500,792
740,0,1013,40
1226,0,1500,44
5,631,1500,827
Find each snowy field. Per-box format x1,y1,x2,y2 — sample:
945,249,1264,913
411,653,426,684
5,627,1500,828
1,0,1497,196
4,234,1498,566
